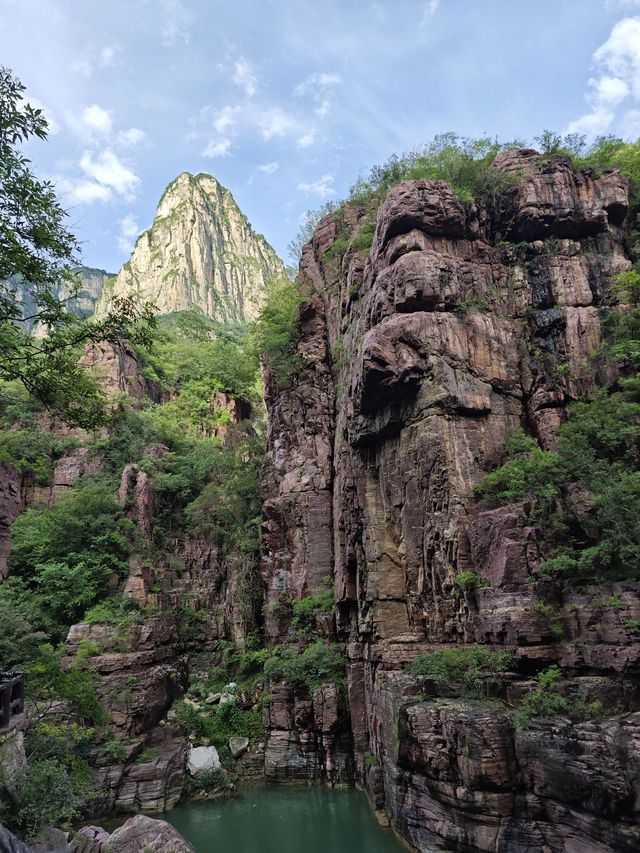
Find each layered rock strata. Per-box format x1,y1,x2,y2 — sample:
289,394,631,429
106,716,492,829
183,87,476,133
261,152,640,849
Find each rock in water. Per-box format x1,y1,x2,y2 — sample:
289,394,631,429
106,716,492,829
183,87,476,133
102,816,194,853
187,744,221,774
95,172,284,323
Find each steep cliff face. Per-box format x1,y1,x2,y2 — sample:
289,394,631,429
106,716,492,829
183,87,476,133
8,266,113,330
261,152,640,851
96,172,285,322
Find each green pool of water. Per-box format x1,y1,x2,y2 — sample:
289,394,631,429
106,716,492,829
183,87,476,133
163,785,406,853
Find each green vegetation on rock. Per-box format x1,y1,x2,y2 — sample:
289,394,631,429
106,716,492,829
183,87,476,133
263,641,346,690
408,646,514,696
252,276,303,388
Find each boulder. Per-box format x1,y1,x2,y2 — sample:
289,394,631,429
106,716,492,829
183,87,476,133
32,827,70,852
0,730,27,797
70,826,110,853
0,824,35,853
187,745,220,775
229,736,249,759
103,816,194,853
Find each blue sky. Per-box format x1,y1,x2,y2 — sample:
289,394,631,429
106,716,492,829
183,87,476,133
2,0,640,271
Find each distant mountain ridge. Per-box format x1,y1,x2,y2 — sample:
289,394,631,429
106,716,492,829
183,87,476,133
96,172,285,323
8,266,115,331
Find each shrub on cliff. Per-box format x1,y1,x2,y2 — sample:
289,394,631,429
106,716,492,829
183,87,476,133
27,644,107,725
474,448,564,510
136,310,260,433
175,699,262,758
514,665,620,728
477,374,640,581
348,133,522,207
408,645,514,696
0,380,81,486
0,595,47,668
291,591,334,633
264,641,345,690
251,276,303,388
7,479,129,632
0,759,87,841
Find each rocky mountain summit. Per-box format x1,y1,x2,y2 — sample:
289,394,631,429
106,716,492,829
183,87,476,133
96,172,284,322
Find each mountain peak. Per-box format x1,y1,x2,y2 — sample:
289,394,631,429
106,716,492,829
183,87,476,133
96,172,284,323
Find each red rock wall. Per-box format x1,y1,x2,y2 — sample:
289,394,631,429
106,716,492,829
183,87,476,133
261,153,640,850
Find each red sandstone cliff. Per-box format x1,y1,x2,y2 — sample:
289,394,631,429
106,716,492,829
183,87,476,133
260,152,640,851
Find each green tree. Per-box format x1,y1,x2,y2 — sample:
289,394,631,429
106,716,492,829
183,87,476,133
287,202,339,263
0,67,155,428
251,276,303,387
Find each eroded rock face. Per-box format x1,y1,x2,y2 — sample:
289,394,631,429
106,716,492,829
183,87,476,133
374,672,640,853
95,172,284,323
80,341,152,405
0,462,21,579
263,682,354,782
261,153,639,850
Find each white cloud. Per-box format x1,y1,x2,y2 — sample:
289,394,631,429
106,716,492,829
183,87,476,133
117,213,139,254
294,72,341,125
297,130,316,148
620,106,640,137
420,0,439,26
83,104,113,135
71,58,93,79
259,107,296,139
233,58,258,97
568,17,640,136
212,105,241,134
79,149,140,200
70,45,119,80
592,75,629,105
294,72,342,97
297,174,335,198
99,45,119,68
67,105,147,152
315,99,331,119
158,0,193,46
61,178,112,205
194,102,302,151
116,127,146,147
567,106,615,136
257,162,279,175
202,137,232,157
67,104,113,141
594,17,640,96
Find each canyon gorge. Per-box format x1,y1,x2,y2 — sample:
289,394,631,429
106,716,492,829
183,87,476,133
1,147,640,853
